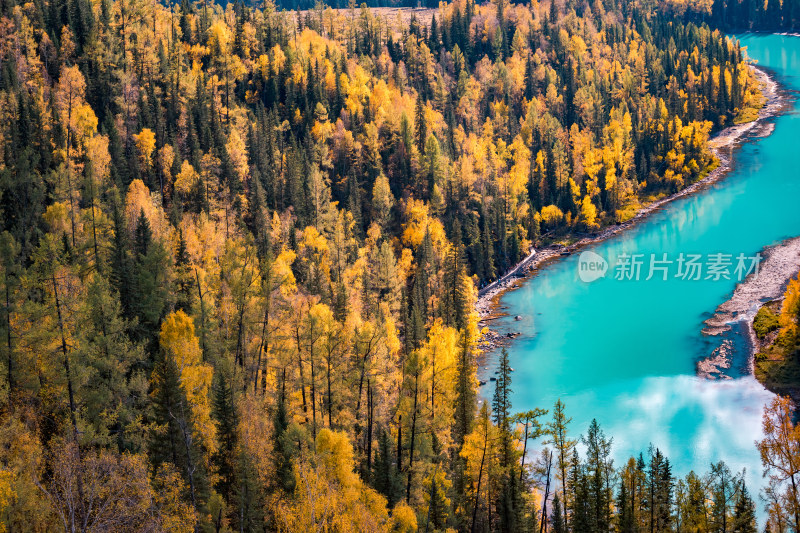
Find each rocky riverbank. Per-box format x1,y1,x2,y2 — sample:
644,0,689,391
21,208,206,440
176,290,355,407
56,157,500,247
699,236,800,379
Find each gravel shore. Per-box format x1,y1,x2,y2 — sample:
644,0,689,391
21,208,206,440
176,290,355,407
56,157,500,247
699,237,800,378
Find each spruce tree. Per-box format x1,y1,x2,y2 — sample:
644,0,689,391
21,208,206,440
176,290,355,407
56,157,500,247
212,370,238,504
373,426,401,508
731,482,757,533
583,419,612,531
272,378,295,495
551,493,565,533
617,475,635,533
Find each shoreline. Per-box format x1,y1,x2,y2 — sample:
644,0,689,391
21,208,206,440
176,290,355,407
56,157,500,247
699,236,800,379
476,64,788,353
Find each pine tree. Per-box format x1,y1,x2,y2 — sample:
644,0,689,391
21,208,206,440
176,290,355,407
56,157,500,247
212,370,238,504
452,328,476,529
583,419,612,532
551,493,565,533
546,399,576,530
414,97,427,159
570,451,591,532
272,377,295,495
150,354,209,512
710,461,739,533
492,348,512,430
731,481,757,533
617,474,635,533
425,472,449,530
373,426,401,508
453,328,476,449
645,447,673,533
78,274,145,450
233,450,265,533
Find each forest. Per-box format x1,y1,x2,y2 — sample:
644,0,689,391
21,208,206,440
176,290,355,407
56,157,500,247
670,0,800,32
0,0,792,530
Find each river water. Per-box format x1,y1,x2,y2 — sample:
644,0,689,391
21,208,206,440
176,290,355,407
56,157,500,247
488,34,800,509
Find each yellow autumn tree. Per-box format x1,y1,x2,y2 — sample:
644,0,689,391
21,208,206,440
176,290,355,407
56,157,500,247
124,179,170,241
580,195,599,229
539,205,564,230
779,274,800,342
174,160,200,197
159,310,217,455
0,468,13,533
133,128,156,172
277,429,389,532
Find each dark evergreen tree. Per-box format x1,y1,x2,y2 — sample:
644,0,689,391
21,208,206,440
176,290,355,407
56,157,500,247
731,481,757,533
373,425,402,508
551,493,565,533
212,370,238,504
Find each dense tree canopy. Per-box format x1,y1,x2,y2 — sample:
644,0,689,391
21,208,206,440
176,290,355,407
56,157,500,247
0,0,778,529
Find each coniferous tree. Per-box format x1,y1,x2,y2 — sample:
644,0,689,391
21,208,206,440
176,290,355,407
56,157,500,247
272,374,295,495
583,419,613,532
551,493,565,533
546,400,576,530
212,369,238,504
374,425,402,508
732,481,757,533
617,474,635,533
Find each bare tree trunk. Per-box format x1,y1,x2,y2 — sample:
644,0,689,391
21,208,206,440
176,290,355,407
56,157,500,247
52,274,86,525
397,414,402,474
294,326,308,421
309,318,317,442
254,299,269,394
65,98,76,248
355,331,377,420
471,417,488,533
540,450,552,533
195,269,207,361
520,421,529,483
791,474,800,533
171,405,197,511
89,176,100,272
5,283,13,401
406,369,419,503
326,348,333,428
366,380,373,472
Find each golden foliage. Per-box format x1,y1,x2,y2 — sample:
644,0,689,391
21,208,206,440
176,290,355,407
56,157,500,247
277,429,389,532
159,310,217,455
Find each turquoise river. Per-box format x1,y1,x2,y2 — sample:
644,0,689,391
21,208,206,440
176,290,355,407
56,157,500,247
488,33,800,511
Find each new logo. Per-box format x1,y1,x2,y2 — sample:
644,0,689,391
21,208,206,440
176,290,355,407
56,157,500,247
577,251,608,283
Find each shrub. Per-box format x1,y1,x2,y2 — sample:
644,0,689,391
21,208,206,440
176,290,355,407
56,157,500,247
754,306,780,339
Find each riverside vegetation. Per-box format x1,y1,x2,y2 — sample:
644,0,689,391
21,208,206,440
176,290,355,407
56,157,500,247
0,0,793,530
753,273,800,403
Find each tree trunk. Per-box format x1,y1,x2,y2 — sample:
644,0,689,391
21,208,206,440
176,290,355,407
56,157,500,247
471,418,488,533
294,325,308,421
540,450,552,533
791,473,800,533
52,274,86,523
397,415,402,474
520,421,529,483
309,318,317,441
195,269,207,361
65,97,76,248
406,370,419,503
5,283,13,401
366,380,373,472
326,348,333,428
254,297,270,394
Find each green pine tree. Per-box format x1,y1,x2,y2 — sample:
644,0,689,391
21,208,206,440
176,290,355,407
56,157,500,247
731,481,757,533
